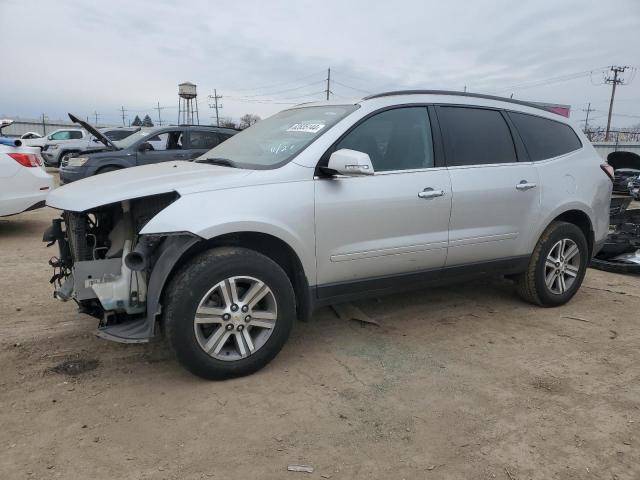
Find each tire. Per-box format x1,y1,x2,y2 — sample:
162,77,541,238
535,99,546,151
59,151,79,168
163,246,296,380
516,221,589,307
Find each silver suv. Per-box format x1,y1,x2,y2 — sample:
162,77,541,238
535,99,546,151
44,91,613,379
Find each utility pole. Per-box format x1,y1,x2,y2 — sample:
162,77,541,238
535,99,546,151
41,113,47,136
208,90,223,127
582,102,594,131
93,111,100,126
119,106,127,127
604,66,628,141
154,101,165,126
326,67,331,100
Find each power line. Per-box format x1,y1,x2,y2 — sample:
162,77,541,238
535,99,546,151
231,79,325,99
332,80,372,95
229,70,326,92
490,67,609,94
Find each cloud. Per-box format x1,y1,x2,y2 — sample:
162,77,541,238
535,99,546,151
1,0,638,127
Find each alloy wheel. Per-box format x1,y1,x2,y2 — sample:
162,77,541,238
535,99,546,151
193,276,277,361
544,238,581,295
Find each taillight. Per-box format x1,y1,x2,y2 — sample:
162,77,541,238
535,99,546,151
601,163,615,182
8,153,40,167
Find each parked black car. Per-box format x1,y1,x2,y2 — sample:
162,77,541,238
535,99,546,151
59,114,237,184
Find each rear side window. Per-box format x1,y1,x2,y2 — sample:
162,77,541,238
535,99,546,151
509,112,582,161
438,107,517,166
69,131,83,139
190,131,220,149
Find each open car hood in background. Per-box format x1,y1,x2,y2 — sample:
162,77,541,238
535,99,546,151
68,113,119,151
608,151,640,171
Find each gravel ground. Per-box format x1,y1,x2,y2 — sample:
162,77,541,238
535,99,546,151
1,206,639,480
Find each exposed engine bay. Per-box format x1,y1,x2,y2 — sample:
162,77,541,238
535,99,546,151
44,192,179,330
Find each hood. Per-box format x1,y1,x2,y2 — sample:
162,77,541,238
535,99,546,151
68,113,118,150
47,161,253,212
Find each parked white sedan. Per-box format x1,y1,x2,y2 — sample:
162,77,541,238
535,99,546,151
0,139,54,216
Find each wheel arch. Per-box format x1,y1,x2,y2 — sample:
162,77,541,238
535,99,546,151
158,231,313,327
95,163,125,174
541,208,595,257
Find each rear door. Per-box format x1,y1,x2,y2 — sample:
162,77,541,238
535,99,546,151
436,106,540,266
314,106,452,294
136,129,186,165
186,130,222,159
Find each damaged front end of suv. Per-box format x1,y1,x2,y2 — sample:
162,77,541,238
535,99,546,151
44,192,199,343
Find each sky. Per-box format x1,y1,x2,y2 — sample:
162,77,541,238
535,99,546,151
1,0,639,128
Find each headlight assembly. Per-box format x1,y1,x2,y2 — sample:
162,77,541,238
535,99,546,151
67,157,88,167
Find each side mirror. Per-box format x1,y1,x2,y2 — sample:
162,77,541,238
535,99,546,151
138,142,153,152
326,149,374,176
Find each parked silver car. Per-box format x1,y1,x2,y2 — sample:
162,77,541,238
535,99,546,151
44,90,612,379
42,126,139,167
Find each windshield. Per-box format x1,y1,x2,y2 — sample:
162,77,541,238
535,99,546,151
114,128,157,148
197,105,358,169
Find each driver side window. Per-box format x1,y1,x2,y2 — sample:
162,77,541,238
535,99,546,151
335,107,434,172
145,131,183,151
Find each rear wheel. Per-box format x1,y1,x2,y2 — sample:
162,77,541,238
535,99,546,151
516,221,588,306
164,247,295,380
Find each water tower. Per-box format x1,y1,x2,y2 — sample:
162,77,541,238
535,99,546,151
178,82,199,125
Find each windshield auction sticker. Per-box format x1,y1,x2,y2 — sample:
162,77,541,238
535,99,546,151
287,122,325,134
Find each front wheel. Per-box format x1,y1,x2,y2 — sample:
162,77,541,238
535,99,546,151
163,247,296,380
516,221,589,307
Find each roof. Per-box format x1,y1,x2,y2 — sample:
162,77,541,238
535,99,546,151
362,90,558,115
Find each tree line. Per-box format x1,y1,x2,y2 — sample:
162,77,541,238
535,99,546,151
129,113,261,129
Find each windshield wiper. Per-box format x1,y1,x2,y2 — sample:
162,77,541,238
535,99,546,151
196,157,239,168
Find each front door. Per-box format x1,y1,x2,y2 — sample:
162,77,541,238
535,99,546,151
314,107,452,296
436,106,541,266
136,129,186,165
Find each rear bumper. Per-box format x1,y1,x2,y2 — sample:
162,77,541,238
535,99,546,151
0,168,54,216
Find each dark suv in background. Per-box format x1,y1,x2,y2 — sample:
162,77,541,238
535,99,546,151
59,114,237,183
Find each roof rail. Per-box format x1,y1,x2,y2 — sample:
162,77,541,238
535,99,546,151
362,90,558,114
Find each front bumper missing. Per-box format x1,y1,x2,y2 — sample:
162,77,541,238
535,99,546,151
96,234,199,343
45,215,200,343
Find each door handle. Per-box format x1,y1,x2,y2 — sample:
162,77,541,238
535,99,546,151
516,181,537,191
418,188,445,199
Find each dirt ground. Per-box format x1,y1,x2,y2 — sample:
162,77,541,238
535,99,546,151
1,205,639,480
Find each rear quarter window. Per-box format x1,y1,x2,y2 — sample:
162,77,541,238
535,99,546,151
508,112,582,161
